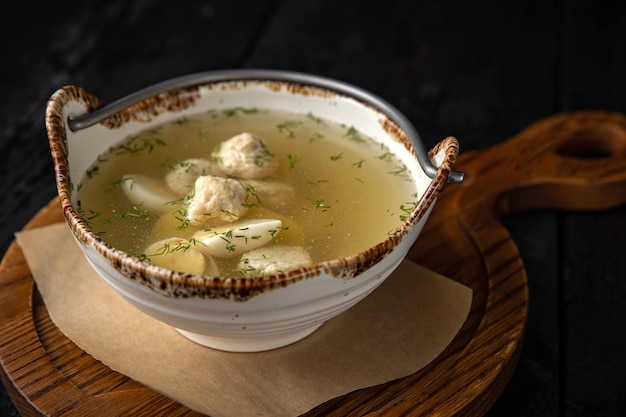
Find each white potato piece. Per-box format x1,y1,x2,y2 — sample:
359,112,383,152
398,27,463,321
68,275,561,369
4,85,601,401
121,174,178,214
212,132,278,179
245,206,306,246
144,237,219,276
239,245,313,277
193,219,283,258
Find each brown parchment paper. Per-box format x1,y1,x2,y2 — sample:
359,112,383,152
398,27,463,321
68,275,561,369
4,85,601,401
16,223,472,417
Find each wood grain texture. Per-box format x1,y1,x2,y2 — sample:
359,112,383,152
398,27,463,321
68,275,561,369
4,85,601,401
1,111,624,416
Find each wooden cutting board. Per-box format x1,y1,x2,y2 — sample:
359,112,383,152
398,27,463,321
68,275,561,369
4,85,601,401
2,111,626,416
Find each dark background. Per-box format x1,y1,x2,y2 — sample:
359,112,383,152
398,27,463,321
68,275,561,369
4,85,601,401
1,0,625,416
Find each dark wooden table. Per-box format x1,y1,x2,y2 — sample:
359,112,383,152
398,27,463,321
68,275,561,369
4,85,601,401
1,1,624,416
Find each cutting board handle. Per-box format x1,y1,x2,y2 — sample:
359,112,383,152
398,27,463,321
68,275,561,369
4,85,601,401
457,111,626,218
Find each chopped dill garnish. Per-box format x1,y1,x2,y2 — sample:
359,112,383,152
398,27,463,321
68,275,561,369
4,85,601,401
308,198,331,212
75,201,102,229
343,126,366,143
241,183,262,208
239,259,263,277
222,107,258,117
86,165,100,178
306,112,324,124
287,154,302,169
172,116,199,126
211,143,223,165
330,152,343,161
174,208,190,231
306,179,329,185
105,177,131,193
110,127,166,156
398,204,414,222
144,238,203,261
135,253,150,262
398,194,420,221
85,210,102,221
268,228,280,243
254,141,275,167
389,164,411,179
309,132,324,142
375,152,394,161
161,158,195,172
198,127,209,142
352,159,364,168
102,204,150,224
207,110,220,120
220,209,240,219
277,120,302,138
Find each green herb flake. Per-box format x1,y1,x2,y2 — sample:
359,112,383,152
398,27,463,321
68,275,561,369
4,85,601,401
198,127,209,142
253,140,275,168
105,177,131,193
220,209,240,219
268,229,279,243
309,132,324,143
277,120,302,138
398,193,420,222
135,253,151,262
376,152,394,161
222,107,258,118
102,204,150,224
306,179,329,185
287,154,302,170
174,210,191,231
110,128,167,157
308,198,331,212
86,165,100,178
389,164,411,179
172,116,199,126
343,126,366,143
306,112,324,124
242,183,262,208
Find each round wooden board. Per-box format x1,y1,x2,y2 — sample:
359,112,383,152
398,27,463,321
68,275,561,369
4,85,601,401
2,111,626,416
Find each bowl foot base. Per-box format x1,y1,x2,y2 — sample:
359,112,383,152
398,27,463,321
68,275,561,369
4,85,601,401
175,323,324,352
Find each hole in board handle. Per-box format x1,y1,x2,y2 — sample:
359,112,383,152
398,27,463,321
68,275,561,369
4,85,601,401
555,124,626,159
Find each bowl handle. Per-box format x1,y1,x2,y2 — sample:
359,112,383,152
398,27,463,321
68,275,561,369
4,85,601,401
413,136,461,218
64,70,465,184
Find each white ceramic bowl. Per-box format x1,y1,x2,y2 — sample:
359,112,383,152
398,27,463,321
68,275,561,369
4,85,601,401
45,70,460,352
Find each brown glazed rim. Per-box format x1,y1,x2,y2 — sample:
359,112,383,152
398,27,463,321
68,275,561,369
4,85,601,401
45,77,459,300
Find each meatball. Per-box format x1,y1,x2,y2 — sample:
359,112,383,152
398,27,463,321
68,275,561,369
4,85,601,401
212,132,278,179
165,158,223,198
239,245,313,277
185,175,248,224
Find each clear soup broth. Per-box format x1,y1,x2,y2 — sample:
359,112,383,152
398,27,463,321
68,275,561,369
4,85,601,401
76,108,418,277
